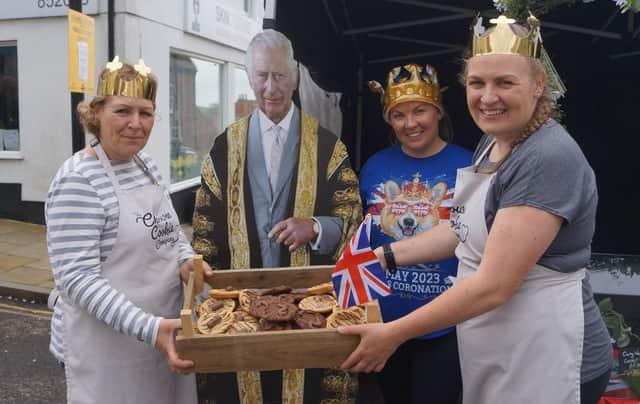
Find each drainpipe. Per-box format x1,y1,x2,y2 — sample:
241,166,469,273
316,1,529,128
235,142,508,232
108,0,115,60
69,0,84,153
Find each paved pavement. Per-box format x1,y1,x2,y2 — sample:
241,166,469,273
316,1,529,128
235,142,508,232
0,218,193,302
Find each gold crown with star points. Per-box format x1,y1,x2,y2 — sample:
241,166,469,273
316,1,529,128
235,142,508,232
368,63,443,122
471,13,542,59
97,56,157,102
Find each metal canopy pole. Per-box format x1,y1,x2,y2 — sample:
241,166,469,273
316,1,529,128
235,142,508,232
69,0,85,154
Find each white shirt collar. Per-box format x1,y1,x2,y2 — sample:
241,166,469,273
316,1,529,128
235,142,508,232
258,104,295,137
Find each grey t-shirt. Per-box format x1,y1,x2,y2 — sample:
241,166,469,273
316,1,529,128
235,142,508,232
474,119,612,383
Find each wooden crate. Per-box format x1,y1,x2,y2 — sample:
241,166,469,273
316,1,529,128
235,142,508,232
175,256,381,373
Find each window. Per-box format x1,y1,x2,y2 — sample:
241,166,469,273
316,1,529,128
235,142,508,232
232,67,257,121
169,53,222,184
0,44,19,152
218,0,250,13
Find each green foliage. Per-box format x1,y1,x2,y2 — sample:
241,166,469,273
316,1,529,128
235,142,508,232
599,297,639,348
493,0,576,20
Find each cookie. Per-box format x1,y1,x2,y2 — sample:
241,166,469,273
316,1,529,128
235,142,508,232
294,309,327,329
248,295,278,318
326,306,365,328
298,294,337,314
259,285,292,296
197,311,233,334
197,297,236,317
208,287,240,299
258,317,293,331
238,289,259,311
226,310,259,334
249,296,298,322
307,282,334,295
274,293,308,305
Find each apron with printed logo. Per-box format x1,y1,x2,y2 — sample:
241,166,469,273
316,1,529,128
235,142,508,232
62,144,196,404
450,141,584,404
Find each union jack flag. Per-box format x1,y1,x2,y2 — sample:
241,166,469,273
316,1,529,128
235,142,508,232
332,215,392,309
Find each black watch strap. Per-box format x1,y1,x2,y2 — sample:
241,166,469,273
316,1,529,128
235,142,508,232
382,243,397,274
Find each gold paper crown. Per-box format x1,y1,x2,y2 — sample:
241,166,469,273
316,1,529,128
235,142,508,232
97,56,157,102
368,63,442,121
471,14,541,59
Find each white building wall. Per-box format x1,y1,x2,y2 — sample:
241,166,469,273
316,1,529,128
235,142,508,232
0,0,263,205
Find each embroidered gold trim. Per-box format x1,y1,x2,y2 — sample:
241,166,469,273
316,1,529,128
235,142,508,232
194,187,209,208
327,140,348,180
227,117,251,269
192,238,217,260
283,368,305,404
331,189,363,261
333,187,360,204
202,155,222,200
321,369,358,403
192,211,213,238
290,111,318,267
337,167,358,185
237,370,263,404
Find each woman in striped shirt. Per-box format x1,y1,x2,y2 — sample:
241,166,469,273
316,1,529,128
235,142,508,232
46,57,212,404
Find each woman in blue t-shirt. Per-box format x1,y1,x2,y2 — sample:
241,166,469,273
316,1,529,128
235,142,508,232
360,63,472,404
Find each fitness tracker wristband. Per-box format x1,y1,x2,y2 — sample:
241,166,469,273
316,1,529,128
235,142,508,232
382,243,397,274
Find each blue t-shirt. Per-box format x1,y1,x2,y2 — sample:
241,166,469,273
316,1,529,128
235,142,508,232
359,143,472,339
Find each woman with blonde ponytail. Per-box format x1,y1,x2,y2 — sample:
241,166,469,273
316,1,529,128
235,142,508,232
340,15,612,404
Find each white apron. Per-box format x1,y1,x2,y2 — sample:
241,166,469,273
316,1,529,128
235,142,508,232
450,141,584,404
62,144,197,404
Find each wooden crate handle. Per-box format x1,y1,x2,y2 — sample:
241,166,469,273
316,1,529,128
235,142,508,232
365,301,382,323
180,309,195,337
193,255,204,295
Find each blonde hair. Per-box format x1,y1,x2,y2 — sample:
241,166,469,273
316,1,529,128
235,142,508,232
459,24,555,172
77,63,157,137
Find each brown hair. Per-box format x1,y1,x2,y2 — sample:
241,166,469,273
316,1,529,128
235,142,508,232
76,63,157,137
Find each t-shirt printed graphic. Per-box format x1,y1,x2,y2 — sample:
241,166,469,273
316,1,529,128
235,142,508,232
359,143,472,339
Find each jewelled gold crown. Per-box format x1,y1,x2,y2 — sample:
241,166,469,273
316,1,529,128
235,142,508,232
471,14,541,59
368,63,442,121
97,56,157,102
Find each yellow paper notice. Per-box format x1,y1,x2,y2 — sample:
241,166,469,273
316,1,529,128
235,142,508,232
67,9,94,93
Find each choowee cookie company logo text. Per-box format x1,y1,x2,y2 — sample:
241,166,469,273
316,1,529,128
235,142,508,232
136,211,180,250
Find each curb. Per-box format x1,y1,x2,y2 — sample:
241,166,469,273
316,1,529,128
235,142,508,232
0,281,51,304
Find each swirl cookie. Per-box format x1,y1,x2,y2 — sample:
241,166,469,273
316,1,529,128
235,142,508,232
197,297,236,317
298,294,337,314
326,306,365,328
294,310,327,329
197,311,233,335
238,289,259,311
226,310,259,335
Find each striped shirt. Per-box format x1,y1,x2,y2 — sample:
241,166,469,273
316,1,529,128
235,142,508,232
46,150,193,363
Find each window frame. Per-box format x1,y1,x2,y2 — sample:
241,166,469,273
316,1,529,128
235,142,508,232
0,40,22,160
168,49,225,187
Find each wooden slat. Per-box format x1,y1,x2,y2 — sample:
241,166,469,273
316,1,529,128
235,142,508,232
175,329,359,372
180,309,195,337
193,255,204,295
365,301,382,323
183,271,196,311
206,265,333,289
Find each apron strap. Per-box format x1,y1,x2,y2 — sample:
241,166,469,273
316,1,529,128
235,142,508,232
91,139,160,194
92,141,123,194
473,139,496,166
